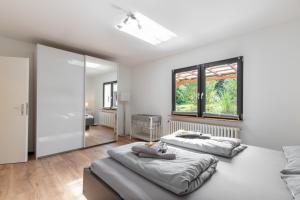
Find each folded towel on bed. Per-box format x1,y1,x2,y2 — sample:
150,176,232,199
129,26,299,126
132,141,168,155
132,142,175,160
108,142,218,195
161,130,247,158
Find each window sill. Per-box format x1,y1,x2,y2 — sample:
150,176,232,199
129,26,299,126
102,108,117,112
103,107,117,110
170,114,242,123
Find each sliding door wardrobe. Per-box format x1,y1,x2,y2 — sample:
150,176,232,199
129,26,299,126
36,44,85,158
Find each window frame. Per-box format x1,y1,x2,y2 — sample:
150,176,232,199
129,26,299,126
172,65,199,116
103,80,118,109
172,57,243,120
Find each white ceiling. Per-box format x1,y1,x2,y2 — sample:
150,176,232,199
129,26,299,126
0,0,299,66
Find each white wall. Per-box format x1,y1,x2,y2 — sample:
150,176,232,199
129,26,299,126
0,35,35,152
130,19,300,150
85,72,117,124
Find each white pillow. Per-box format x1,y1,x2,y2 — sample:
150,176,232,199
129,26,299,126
281,146,300,175
281,175,300,200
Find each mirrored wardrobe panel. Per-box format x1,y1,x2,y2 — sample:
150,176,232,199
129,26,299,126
84,56,118,147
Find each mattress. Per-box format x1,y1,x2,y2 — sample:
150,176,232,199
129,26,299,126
90,145,292,200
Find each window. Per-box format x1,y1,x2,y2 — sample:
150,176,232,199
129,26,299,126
172,57,243,120
172,66,199,114
103,81,117,109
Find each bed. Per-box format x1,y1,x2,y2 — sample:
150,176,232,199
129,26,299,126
83,145,292,200
85,114,94,130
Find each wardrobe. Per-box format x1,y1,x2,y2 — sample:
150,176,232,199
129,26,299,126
35,44,118,158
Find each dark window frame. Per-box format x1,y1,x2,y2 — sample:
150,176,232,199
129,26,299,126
172,65,199,116
103,80,117,109
172,57,243,120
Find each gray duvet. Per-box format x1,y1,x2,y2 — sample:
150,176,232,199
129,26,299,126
107,142,218,195
161,130,247,158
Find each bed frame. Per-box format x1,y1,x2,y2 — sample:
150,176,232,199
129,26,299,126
83,168,122,200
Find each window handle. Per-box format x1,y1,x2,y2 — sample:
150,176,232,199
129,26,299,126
200,92,204,100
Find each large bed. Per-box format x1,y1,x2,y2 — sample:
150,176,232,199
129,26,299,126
83,145,292,200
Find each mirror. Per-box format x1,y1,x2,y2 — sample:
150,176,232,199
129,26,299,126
84,56,118,147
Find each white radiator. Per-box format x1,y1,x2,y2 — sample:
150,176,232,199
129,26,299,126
99,111,116,129
168,120,240,139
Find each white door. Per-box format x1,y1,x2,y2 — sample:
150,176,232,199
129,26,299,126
36,45,85,158
0,56,29,164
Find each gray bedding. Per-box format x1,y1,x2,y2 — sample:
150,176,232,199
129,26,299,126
107,142,218,195
90,145,292,200
161,130,247,157
281,175,300,200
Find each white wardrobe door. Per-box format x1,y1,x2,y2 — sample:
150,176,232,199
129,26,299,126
36,44,84,158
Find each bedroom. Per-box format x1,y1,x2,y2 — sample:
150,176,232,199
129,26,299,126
0,0,300,200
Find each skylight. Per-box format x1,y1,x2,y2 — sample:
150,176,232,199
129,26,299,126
115,12,177,45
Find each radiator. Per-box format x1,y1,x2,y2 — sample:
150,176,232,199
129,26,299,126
99,111,116,129
168,120,240,139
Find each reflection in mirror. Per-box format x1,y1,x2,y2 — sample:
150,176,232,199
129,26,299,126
84,56,118,147
113,82,118,108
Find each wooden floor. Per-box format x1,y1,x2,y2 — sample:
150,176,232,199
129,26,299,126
0,136,135,200
85,125,116,147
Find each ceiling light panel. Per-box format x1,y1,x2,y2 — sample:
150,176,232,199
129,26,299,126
116,12,177,45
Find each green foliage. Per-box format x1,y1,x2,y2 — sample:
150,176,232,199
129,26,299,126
175,82,197,112
206,78,237,115
176,104,197,112
175,78,237,115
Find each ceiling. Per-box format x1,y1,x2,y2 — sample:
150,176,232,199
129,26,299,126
0,0,299,66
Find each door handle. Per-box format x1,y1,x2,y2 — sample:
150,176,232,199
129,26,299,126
13,104,25,115
21,104,25,116
25,102,29,116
